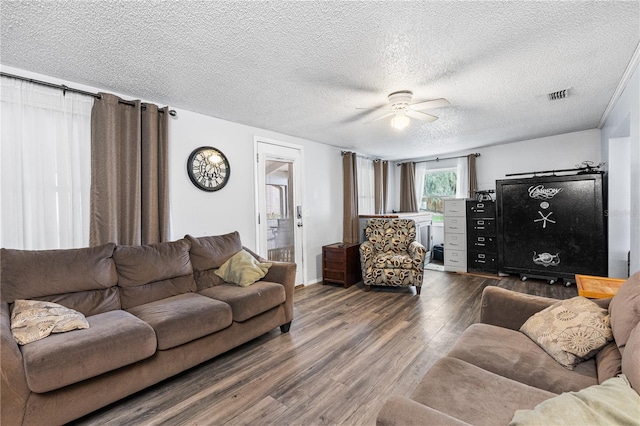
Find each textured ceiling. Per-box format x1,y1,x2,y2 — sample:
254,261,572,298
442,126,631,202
1,1,638,160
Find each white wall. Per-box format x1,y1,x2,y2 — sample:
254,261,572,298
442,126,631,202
389,129,602,212
601,62,640,276
1,65,343,284
169,109,343,284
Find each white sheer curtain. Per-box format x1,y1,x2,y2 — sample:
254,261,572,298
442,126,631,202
1,77,93,249
456,157,470,199
414,162,428,211
356,156,375,215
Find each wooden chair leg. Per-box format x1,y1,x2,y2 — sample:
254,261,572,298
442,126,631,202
365,285,371,292
416,286,421,296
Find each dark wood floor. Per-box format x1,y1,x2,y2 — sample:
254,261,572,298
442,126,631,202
72,271,576,426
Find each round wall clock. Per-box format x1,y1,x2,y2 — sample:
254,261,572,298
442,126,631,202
187,146,230,191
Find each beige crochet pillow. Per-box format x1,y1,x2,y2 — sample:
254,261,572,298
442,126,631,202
520,296,613,370
10,299,89,345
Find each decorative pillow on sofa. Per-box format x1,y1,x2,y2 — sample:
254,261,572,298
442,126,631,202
509,374,640,425
520,296,613,369
10,299,89,345
214,249,272,287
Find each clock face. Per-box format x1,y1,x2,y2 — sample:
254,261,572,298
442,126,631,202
187,147,230,191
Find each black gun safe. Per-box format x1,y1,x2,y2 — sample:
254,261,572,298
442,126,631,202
496,173,607,285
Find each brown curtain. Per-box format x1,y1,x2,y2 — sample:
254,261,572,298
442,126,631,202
399,162,418,212
342,152,359,244
374,160,388,214
468,154,478,198
90,93,169,246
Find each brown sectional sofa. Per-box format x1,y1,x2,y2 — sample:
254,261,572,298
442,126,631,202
377,272,640,425
1,232,295,426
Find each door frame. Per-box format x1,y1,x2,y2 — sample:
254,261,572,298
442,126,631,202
253,136,307,286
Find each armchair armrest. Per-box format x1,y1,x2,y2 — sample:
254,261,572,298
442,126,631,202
408,241,426,263
1,301,30,426
244,247,296,323
377,396,471,426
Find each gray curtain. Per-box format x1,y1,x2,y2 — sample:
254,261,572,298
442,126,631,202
90,93,169,246
342,152,359,244
468,153,478,198
374,159,388,214
399,162,418,212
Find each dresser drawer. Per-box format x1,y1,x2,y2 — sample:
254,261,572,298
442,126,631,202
323,249,345,261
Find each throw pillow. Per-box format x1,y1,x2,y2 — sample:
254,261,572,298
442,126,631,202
10,299,90,345
520,296,613,369
509,374,640,425
214,249,272,287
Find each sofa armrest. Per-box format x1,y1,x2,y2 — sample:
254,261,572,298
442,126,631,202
1,302,30,426
244,247,296,323
377,396,471,426
480,286,563,330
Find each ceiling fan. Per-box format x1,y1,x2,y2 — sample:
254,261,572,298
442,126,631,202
359,90,450,130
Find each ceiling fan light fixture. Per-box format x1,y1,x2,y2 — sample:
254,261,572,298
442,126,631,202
391,112,410,130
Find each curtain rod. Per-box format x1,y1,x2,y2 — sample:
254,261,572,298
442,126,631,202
1,71,177,116
397,152,480,166
340,151,386,162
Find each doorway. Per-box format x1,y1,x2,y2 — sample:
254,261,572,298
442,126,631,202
255,139,305,285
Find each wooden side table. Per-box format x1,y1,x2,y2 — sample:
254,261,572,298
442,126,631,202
575,274,626,299
322,242,362,288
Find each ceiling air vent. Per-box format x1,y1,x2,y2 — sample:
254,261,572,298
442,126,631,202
548,89,569,101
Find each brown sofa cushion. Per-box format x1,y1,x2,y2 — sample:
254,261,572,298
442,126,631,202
410,357,556,426
126,293,232,350
1,243,117,304
186,232,243,271
35,287,121,317
596,341,623,384
609,271,640,355
21,310,156,393
621,323,640,393
198,282,285,322
114,239,196,309
447,323,598,394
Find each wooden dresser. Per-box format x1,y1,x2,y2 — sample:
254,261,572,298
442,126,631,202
322,242,362,288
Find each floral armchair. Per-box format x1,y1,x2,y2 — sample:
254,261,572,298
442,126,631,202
359,218,426,295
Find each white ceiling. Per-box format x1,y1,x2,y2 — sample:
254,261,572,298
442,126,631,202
1,1,638,160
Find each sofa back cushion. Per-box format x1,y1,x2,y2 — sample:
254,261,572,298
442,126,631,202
609,271,640,355
0,244,120,316
185,233,243,290
113,239,196,309
621,323,640,394
365,219,417,254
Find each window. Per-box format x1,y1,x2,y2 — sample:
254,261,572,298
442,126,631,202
419,168,457,214
1,77,93,249
356,156,375,215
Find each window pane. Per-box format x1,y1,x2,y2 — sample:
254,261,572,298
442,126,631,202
421,169,457,213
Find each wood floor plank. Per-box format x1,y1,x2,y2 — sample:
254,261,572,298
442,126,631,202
71,271,576,426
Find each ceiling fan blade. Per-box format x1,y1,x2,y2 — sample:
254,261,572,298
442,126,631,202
366,112,394,123
410,98,450,111
406,109,438,122
355,103,391,111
